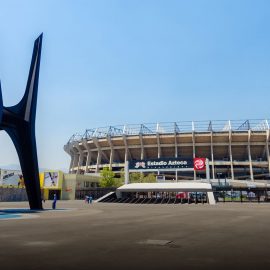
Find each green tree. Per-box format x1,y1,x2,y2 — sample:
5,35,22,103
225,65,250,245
114,178,124,187
129,172,144,183
143,173,156,183
100,167,115,187
119,168,125,183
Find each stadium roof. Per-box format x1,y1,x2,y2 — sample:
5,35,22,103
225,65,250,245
117,182,213,192
67,119,270,143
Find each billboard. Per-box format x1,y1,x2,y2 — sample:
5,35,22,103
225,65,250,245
129,158,193,170
0,169,24,187
44,172,59,188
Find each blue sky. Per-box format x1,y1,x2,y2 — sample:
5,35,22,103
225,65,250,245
0,0,270,170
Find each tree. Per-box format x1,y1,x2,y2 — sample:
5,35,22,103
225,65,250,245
119,168,125,183
114,178,124,187
129,172,144,183
100,167,115,187
143,173,156,183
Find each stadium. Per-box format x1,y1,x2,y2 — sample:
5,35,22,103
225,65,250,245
64,119,270,182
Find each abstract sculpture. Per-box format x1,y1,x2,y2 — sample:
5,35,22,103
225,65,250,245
0,34,43,210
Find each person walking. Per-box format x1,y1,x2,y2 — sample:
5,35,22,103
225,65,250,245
52,193,57,209
88,195,93,204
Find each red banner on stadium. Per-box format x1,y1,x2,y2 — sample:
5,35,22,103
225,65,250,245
193,158,206,171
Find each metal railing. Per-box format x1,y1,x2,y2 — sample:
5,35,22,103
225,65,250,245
67,119,270,144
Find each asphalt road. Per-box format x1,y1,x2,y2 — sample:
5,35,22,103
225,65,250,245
0,201,270,270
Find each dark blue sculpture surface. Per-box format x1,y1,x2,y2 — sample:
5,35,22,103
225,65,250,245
0,35,43,210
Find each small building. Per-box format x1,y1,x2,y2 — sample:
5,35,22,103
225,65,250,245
40,171,100,200
0,169,101,200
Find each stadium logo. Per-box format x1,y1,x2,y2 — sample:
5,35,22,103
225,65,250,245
194,158,206,171
135,162,146,169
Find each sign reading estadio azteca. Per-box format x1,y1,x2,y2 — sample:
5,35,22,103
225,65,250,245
129,158,207,171
129,158,193,170
193,158,206,171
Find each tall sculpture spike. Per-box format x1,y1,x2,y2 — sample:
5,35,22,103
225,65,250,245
0,81,3,124
0,34,43,210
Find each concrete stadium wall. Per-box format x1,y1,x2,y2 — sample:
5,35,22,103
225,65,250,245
65,130,270,181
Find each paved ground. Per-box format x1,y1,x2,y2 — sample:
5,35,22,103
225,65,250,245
1,201,270,270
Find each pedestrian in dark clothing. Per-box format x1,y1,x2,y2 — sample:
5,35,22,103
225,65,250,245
88,195,93,204
52,193,57,209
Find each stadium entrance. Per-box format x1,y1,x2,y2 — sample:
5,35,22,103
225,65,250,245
97,182,216,205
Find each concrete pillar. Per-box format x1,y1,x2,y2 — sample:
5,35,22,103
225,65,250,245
85,151,92,173
78,152,84,173
140,135,144,160
109,148,114,170
95,151,101,173
74,154,80,173
123,135,131,161
157,133,161,159
93,137,110,168
206,158,210,181
229,131,234,180
69,148,75,173
175,133,178,158
72,154,78,173
108,136,118,169
248,130,254,181
83,141,92,173
124,149,128,163
210,132,215,179
192,131,196,180
75,144,84,174
72,146,80,174
266,130,270,176
125,161,129,184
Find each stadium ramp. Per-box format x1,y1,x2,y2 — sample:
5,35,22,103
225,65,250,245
95,192,116,203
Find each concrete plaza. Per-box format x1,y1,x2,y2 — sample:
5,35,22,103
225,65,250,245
0,201,270,270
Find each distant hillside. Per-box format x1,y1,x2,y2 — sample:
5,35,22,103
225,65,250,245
0,164,21,170
0,164,68,173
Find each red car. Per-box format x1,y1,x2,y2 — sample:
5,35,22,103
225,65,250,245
176,192,189,199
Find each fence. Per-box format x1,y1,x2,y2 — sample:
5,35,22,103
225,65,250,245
0,187,28,202
213,187,270,203
75,187,116,200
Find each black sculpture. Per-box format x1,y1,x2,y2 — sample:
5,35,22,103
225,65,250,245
0,34,43,210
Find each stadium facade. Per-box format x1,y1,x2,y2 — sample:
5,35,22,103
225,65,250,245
64,119,270,181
